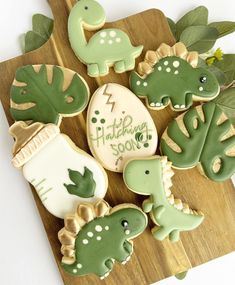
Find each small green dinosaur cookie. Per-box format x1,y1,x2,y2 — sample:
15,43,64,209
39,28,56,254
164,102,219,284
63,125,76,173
123,156,204,242
130,42,220,111
68,0,143,77
58,200,147,279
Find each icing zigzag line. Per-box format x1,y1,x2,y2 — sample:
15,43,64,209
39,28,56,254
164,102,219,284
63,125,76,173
103,84,115,112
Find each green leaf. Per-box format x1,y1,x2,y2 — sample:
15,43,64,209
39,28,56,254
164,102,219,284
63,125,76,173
175,271,188,280
24,31,47,53
160,102,235,182
214,54,235,85
207,65,227,86
176,6,208,39
10,64,89,124
64,167,96,198
167,18,177,40
213,88,235,126
180,26,219,53
32,14,54,39
208,21,235,38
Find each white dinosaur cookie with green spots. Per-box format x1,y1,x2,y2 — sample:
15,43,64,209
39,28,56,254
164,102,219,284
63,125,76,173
130,42,220,111
123,156,204,242
9,121,108,219
87,83,158,172
68,0,143,77
58,199,147,279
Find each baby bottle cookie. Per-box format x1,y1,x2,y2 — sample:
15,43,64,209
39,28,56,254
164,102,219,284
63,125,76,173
130,42,220,111
58,199,147,279
68,0,143,77
10,122,108,218
10,64,90,125
87,83,158,172
124,156,204,242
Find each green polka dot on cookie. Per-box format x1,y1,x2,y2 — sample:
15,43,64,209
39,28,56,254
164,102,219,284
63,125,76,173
100,119,105,124
144,143,149,148
95,110,100,115
92,118,97,123
148,135,152,140
135,132,143,142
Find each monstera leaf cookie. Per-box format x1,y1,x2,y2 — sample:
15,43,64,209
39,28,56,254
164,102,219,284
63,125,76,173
130,42,220,111
124,156,204,242
58,200,147,279
10,64,90,125
160,91,235,181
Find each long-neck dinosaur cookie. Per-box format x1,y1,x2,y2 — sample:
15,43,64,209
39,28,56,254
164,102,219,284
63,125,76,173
130,42,220,111
58,200,147,279
87,83,158,172
123,156,204,242
10,64,90,125
68,0,143,77
9,122,108,218
160,100,235,182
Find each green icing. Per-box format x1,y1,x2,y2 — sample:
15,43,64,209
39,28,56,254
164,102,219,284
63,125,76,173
62,207,147,278
130,56,220,111
160,102,235,182
68,0,143,77
64,167,96,198
175,271,188,280
123,157,204,242
10,64,89,124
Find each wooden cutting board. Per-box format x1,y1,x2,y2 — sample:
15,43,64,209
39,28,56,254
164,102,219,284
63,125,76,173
0,0,235,284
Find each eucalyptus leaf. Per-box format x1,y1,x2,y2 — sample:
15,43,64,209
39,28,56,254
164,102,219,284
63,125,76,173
167,18,177,39
207,65,227,86
24,31,46,53
32,14,54,39
176,6,208,39
208,21,235,38
213,87,235,126
180,25,219,53
214,54,235,85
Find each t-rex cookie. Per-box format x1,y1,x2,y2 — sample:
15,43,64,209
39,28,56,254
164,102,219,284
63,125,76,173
124,156,204,242
9,122,108,218
10,64,90,125
58,199,147,279
160,101,235,182
87,83,158,172
130,42,220,111
68,0,143,77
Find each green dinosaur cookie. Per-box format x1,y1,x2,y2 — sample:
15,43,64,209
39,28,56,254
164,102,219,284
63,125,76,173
10,64,90,125
130,42,220,111
123,156,204,242
68,0,143,77
58,200,147,279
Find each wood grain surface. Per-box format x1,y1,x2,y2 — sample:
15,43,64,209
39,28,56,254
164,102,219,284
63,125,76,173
0,0,235,284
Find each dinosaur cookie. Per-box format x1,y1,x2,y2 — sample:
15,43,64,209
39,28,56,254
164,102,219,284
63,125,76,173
68,0,143,77
10,64,89,125
58,199,147,279
130,42,220,111
123,156,204,242
10,122,108,218
160,100,235,182
87,83,158,172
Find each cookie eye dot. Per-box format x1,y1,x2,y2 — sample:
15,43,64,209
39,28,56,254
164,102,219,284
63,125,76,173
121,220,129,228
200,76,207,83
145,170,150,175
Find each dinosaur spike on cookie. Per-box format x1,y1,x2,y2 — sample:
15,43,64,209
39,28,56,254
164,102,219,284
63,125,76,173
186,51,199,68
174,199,183,210
65,215,81,234
58,228,76,246
157,43,173,58
145,50,159,65
172,42,188,59
168,194,175,205
61,245,75,258
94,199,110,217
62,256,76,265
138,62,153,76
77,204,95,223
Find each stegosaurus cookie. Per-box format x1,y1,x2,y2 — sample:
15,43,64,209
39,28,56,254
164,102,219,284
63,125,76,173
130,42,220,111
58,200,147,279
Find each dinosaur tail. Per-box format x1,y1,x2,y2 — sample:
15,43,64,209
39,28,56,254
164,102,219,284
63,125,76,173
129,71,148,98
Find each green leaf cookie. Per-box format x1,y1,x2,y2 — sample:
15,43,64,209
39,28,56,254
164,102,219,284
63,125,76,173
208,21,235,38
10,64,90,125
160,102,235,182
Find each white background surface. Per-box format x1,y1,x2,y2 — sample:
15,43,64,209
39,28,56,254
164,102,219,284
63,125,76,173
0,1,235,285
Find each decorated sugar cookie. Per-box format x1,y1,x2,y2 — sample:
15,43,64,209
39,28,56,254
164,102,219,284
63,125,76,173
58,200,147,279
124,156,204,242
160,98,235,182
130,42,220,111
10,122,108,218
87,83,158,172
68,0,143,77
10,64,89,125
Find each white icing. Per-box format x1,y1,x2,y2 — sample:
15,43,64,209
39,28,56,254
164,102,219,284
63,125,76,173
95,225,102,232
166,67,171,73
181,105,186,108
173,61,180,68
96,236,102,241
87,232,93,237
73,269,78,273
136,81,141,86
100,32,107,38
77,263,82,269
87,84,158,172
174,105,180,109
199,87,204,91
150,103,155,107
143,82,148,87
125,229,130,235
164,61,169,66
108,40,113,45
22,134,108,219
174,70,179,75
155,103,161,107
105,226,109,231
109,31,116,37
83,239,89,245
116,38,121,43
100,39,105,45
158,66,162,71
